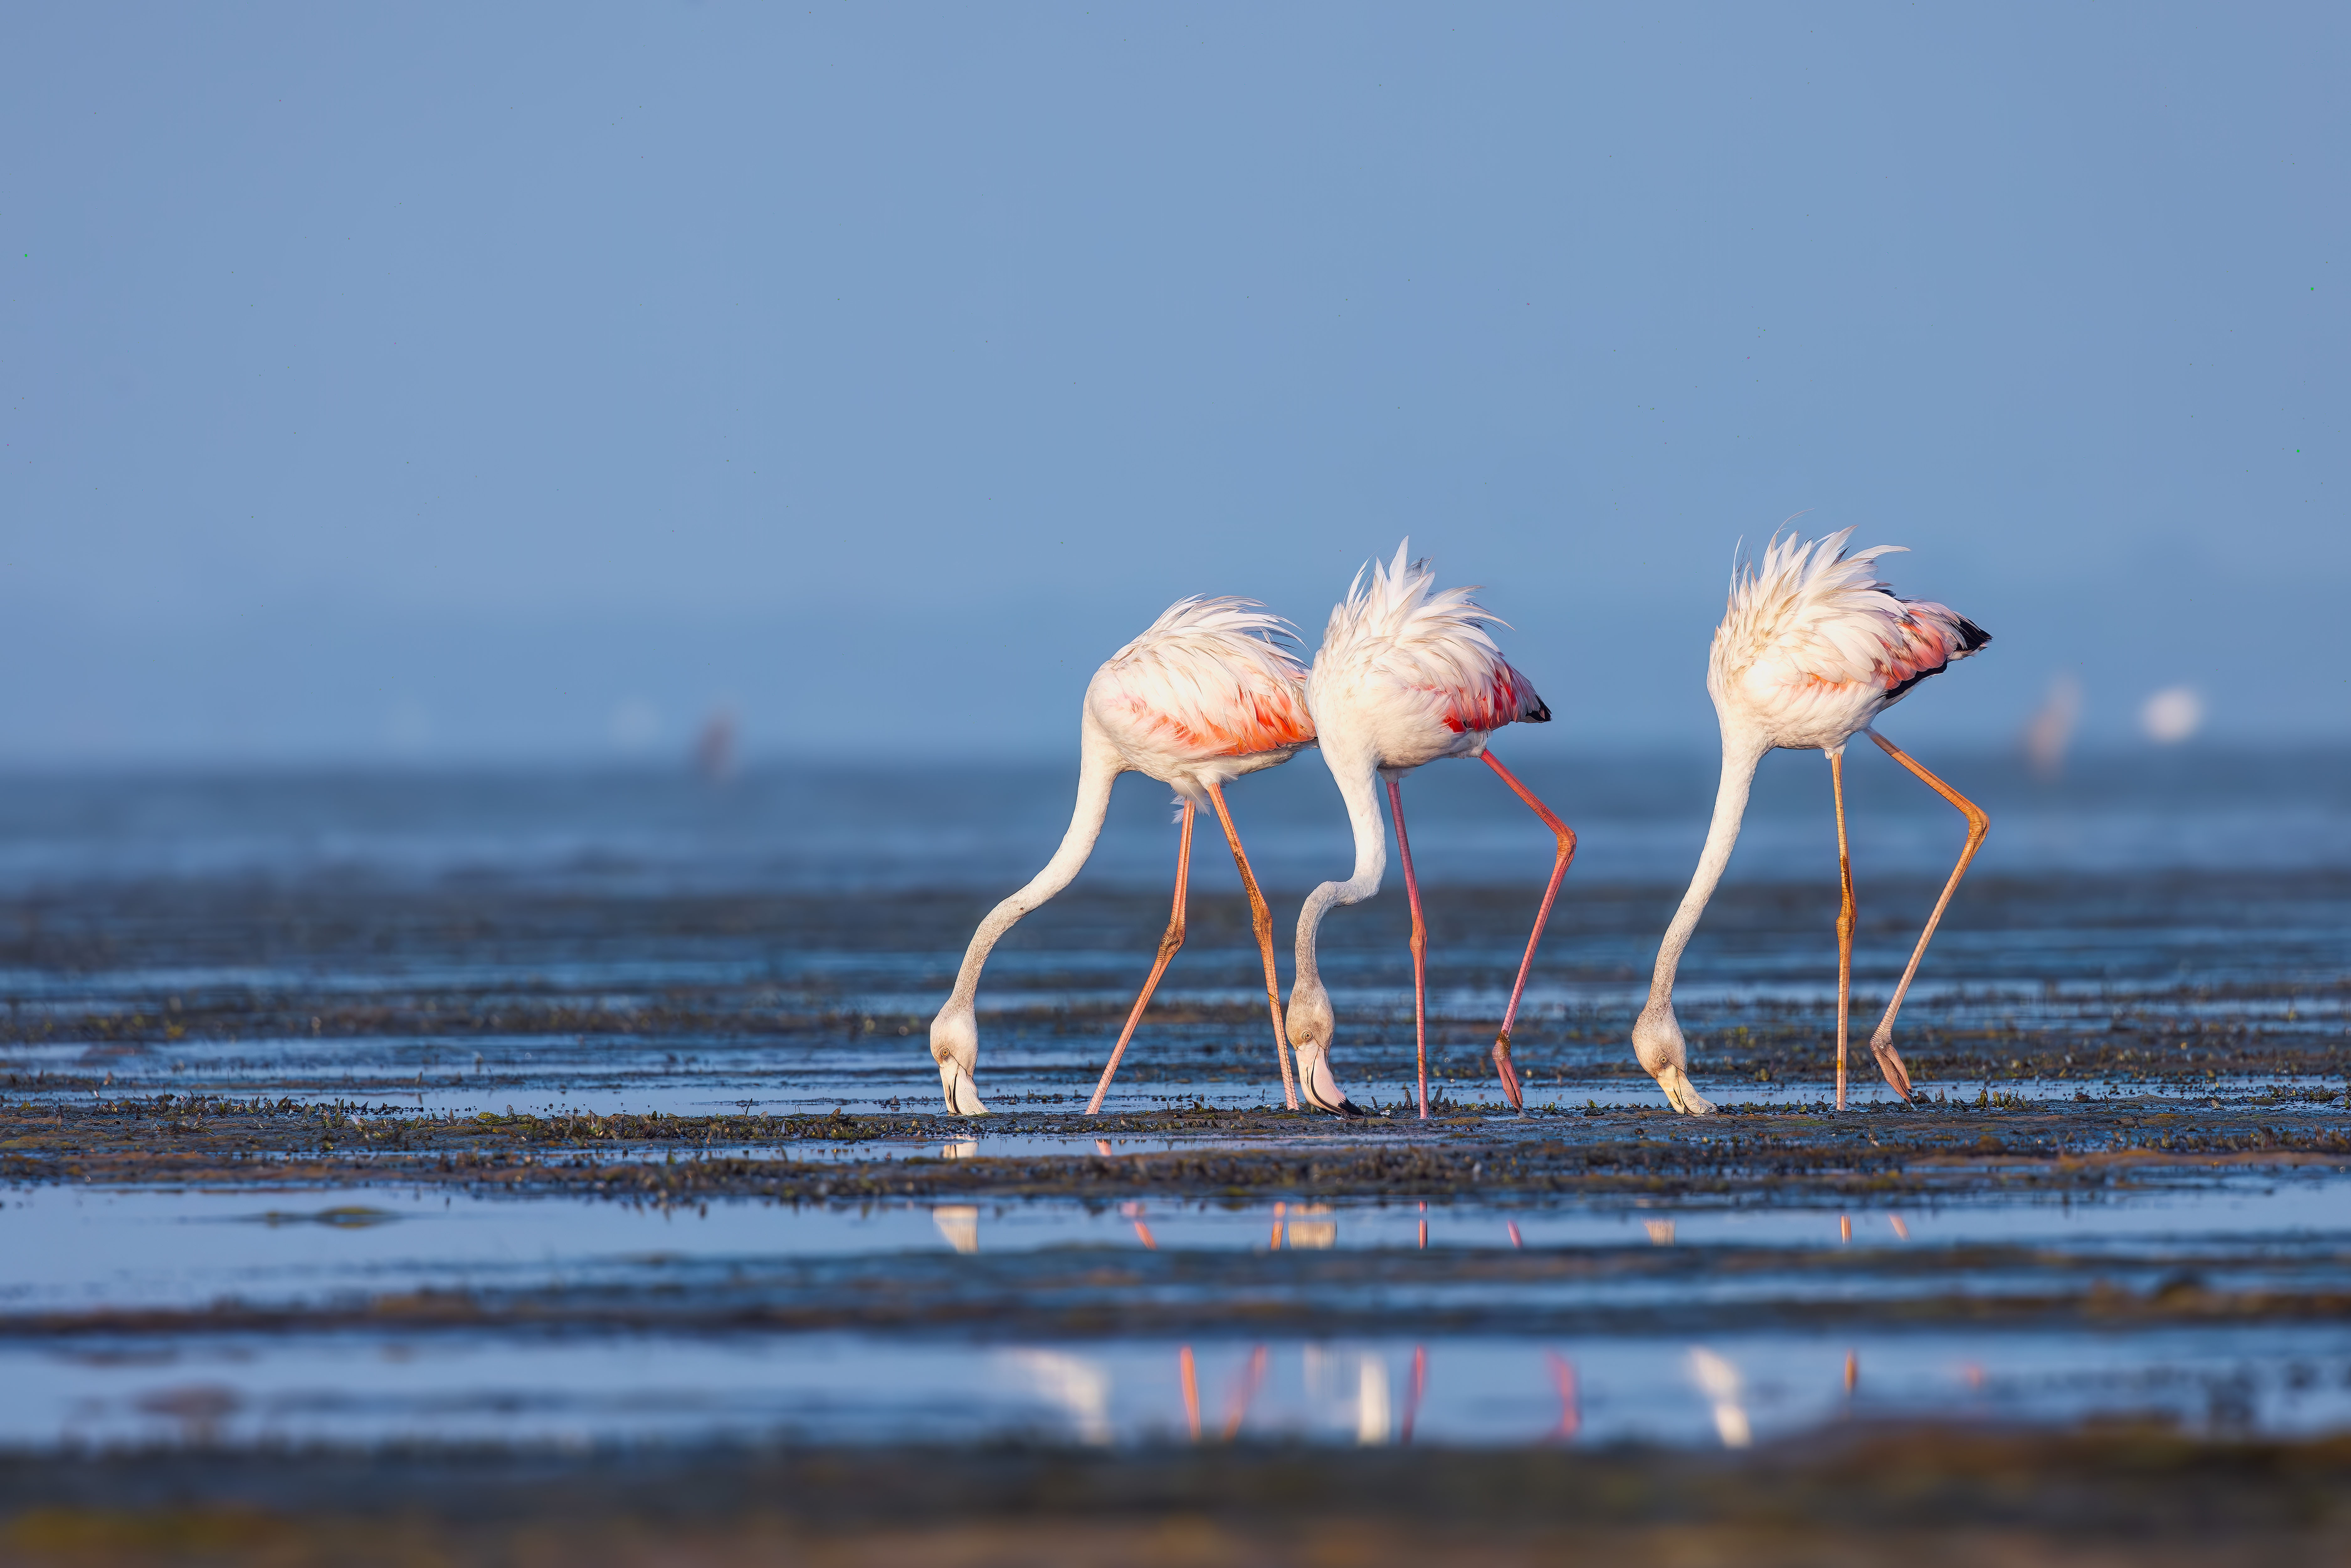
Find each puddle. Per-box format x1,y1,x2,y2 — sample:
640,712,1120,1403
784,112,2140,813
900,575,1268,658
6,1176,2347,1316
8,1170,2350,1452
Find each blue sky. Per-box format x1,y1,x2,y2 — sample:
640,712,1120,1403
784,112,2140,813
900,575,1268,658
3,3,2343,763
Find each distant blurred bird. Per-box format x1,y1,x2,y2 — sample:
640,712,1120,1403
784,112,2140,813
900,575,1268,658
1632,530,1990,1114
1285,542,1566,1120
928,599,1316,1117
2140,685,2203,745
2021,674,2082,780
694,707,738,783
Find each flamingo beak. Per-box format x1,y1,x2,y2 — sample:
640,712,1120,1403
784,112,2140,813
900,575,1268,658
939,1061,990,1116
1655,1066,1718,1117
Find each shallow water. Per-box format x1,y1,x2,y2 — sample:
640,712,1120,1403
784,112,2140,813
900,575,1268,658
7,1169,2350,1450
8,1176,2350,1313
2,763,2346,1455
17,1324,2351,1452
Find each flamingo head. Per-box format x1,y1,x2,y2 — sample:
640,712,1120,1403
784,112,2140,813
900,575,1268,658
1632,1000,1716,1117
929,1004,990,1116
1284,974,1334,1069
1283,975,1359,1116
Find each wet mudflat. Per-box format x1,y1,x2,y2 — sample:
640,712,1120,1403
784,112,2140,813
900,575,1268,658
2,763,2348,1560
6,1090,2350,1455
5,1431,2349,1566
8,867,2347,1115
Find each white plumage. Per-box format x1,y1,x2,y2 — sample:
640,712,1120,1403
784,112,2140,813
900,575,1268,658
1710,531,1988,753
1087,597,1318,797
1635,528,1992,1116
1306,542,1550,769
929,596,1315,1117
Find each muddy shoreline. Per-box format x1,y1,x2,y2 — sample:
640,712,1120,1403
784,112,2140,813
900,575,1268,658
4,1428,2347,1565
6,1097,2345,1197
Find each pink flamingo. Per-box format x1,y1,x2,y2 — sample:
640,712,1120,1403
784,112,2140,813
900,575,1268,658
928,598,1315,1115
1633,529,1991,1114
1285,542,1567,1119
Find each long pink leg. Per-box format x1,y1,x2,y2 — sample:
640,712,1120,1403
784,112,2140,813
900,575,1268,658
1085,801,1195,1115
1831,751,1855,1111
1220,1345,1269,1441
1205,782,1299,1110
1386,777,1431,1120
1864,731,1990,1100
1547,1353,1581,1441
1480,752,1577,1111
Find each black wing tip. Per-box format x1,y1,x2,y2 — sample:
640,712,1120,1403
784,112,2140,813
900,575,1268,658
1885,667,1936,702
1954,617,1991,654
1524,699,1553,724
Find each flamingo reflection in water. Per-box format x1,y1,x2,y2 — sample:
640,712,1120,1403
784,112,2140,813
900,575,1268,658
1220,1346,1269,1441
1003,1349,1113,1445
1546,1353,1581,1442
1165,1345,1273,1444
1687,1347,1753,1448
1141,1344,1611,1446
1268,1202,1336,1250
1178,1346,1201,1441
1301,1345,1395,1445
930,1205,979,1255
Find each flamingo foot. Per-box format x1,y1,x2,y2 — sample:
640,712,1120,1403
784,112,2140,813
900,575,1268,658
1868,1032,1916,1103
1654,1066,1716,1117
939,1062,991,1116
1492,1034,1525,1111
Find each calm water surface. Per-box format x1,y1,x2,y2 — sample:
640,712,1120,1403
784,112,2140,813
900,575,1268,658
2,758,2346,1452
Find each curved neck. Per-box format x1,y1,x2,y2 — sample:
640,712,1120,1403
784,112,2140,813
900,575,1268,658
1647,734,1767,1008
1293,747,1387,992
944,728,1122,1013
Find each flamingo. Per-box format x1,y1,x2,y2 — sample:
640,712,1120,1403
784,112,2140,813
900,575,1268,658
928,597,1316,1116
1631,529,1991,1116
1284,542,1566,1119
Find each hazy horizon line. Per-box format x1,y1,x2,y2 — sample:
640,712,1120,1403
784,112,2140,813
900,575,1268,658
0,737,2315,779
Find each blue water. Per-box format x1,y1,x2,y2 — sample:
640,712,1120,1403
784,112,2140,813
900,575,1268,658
1,745,2344,894
0,754,2345,1454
